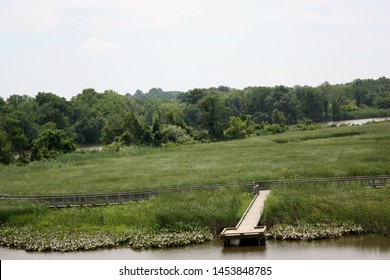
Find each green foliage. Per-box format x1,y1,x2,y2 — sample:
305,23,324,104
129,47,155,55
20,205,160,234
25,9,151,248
224,115,256,139
198,92,227,140
160,125,195,145
30,127,77,161
0,130,14,165
262,123,286,134
1,77,390,158
271,109,286,126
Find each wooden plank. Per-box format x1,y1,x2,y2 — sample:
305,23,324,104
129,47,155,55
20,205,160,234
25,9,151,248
221,190,270,243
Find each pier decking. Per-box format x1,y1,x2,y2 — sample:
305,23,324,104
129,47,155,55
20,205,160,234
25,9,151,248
220,190,270,246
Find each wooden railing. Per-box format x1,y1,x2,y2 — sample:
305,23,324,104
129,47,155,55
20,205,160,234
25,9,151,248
0,183,249,208
254,175,390,189
1,175,388,208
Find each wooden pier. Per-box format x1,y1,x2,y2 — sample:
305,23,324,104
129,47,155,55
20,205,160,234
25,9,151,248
220,190,270,246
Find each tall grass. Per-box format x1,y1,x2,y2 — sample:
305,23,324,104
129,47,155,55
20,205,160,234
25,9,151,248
261,184,390,234
4,187,252,234
1,121,389,195
0,187,252,251
0,201,48,224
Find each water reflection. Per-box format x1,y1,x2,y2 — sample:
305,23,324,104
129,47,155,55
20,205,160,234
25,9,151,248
1,236,389,260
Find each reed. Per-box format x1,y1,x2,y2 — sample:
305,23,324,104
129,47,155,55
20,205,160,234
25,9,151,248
261,183,390,237
0,188,251,251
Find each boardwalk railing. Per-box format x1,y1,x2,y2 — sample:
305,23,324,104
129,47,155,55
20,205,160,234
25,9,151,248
0,184,249,208
1,175,388,208
255,175,390,189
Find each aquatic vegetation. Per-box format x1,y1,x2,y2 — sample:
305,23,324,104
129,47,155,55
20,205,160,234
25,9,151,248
0,227,128,252
0,226,212,252
128,229,213,250
267,222,364,241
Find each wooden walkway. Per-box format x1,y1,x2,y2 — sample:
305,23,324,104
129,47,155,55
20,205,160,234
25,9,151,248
0,184,253,208
0,175,388,208
220,190,271,246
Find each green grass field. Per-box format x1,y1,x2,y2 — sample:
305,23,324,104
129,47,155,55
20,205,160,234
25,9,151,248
1,121,389,195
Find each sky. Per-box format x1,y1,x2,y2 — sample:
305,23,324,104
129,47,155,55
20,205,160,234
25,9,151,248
1,0,389,100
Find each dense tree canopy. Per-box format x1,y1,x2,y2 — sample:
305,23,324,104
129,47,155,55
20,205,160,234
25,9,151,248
1,77,390,164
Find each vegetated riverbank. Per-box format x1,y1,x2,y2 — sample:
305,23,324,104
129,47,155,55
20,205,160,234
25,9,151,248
1,183,389,252
262,183,390,240
0,188,252,252
1,121,390,252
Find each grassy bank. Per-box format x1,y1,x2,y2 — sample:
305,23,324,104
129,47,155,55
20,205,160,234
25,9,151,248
1,121,390,195
262,184,390,240
0,188,252,251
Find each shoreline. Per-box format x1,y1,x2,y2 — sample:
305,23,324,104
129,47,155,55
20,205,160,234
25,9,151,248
1,222,385,253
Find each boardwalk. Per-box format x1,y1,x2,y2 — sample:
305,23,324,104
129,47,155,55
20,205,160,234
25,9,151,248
0,175,387,208
220,190,271,246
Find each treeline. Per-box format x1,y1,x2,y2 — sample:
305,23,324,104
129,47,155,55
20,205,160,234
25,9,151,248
1,77,390,164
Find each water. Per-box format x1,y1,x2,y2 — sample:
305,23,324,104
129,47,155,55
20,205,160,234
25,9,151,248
325,117,389,126
1,235,389,260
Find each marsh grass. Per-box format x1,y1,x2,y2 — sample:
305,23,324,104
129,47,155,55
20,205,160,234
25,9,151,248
1,121,389,195
0,201,48,224
261,184,390,236
0,188,252,251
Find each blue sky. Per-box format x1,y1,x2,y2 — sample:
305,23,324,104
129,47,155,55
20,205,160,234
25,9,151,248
1,0,389,100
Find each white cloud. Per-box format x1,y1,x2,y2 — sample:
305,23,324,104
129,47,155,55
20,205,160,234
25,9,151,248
79,37,121,52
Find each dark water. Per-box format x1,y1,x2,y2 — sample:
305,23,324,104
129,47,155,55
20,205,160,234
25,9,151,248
1,235,389,260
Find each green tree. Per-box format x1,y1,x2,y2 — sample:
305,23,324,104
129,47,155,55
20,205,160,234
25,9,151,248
157,103,186,128
271,109,286,126
0,130,14,164
72,115,104,143
30,126,77,161
198,92,227,140
319,81,331,120
224,115,256,139
35,92,70,130
297,86,323,122
178,88,207,105
100,114,126,145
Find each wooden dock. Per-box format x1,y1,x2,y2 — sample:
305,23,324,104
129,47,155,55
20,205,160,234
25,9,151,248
220,190,270,246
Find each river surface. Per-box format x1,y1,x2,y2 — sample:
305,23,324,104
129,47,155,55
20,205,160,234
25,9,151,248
1,235,389,260
324,117,389,126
